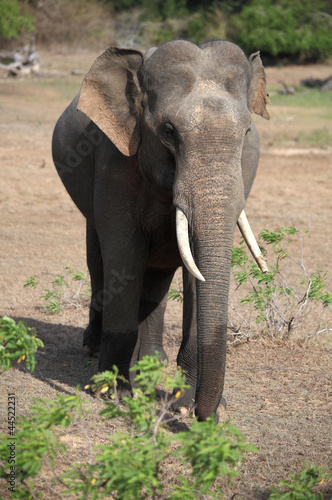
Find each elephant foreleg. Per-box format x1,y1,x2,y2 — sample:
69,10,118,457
98,236,148,396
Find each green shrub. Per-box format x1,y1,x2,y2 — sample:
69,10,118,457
63,357,254,499
0,0,35,39
175,418,250,496
0,317,43,373
0,354,254,499
269,464,327,500
147,0,188,21
0,393,82,500
228,0,332,62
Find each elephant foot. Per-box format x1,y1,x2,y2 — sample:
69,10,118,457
83,325,102,357
111,379,132,401
87,379,132,401
194,397,227,422
173,391,227,423
214,396,227,423
83,344,99,358
116,383,133,400
172,385,196,414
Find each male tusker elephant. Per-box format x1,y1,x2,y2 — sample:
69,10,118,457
52,40,270,421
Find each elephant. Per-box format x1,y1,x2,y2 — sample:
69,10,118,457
52,39,270,421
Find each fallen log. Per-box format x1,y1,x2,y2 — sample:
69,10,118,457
0,40,40,78
301,75,332,92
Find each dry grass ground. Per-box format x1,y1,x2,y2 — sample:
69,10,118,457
0,51,331,498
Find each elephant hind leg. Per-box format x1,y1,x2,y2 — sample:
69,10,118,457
134,267,177,366
83,221,104,356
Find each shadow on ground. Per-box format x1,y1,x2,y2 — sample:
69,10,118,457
14,317,98,394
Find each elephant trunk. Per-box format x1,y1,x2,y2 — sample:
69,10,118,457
193,195,238,421
175,151,246,421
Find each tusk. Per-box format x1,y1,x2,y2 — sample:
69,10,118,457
176,208,205,282
237,210,268,274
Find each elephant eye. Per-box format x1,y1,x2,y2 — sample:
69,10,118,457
160,122,177,148
164,122,175,135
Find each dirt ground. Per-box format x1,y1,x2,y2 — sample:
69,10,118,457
0,50,331,499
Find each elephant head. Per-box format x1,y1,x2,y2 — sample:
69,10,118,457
77,40,269,420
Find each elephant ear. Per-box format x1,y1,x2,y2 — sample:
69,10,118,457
77,47,144,156
248,51,270,120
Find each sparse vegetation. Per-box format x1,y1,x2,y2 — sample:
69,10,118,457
169,226,332,344
168,277,184,303
229,227,332,342
269,465,328,500
24,267,90,314
297,128,332,149
271,88,332,109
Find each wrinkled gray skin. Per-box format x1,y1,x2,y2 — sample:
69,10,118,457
52,40,269,421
